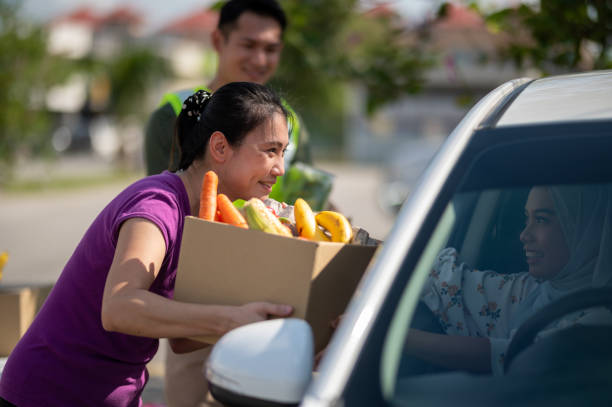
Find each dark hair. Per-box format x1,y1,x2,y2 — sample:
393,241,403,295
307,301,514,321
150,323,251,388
218,0,287,37
175,82,288,170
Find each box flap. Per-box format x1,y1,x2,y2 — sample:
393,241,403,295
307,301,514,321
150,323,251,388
307,243,378,351
174,216,319,343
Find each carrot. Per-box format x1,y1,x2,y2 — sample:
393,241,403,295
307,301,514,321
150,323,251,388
199,170,218,220
217,193,248,228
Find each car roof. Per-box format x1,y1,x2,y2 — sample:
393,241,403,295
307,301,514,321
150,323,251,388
497,70,612,127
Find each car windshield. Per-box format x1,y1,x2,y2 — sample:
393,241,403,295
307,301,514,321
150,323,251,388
381,181,612,406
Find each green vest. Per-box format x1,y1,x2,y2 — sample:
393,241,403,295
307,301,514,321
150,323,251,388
159,86,300,202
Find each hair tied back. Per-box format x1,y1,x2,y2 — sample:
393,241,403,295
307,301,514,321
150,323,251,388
182,90,212,122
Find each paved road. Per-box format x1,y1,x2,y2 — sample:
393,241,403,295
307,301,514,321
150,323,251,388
1,182,130,286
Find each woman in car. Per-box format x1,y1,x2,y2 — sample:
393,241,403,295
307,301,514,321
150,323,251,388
406,184,612,375
0,82,294,407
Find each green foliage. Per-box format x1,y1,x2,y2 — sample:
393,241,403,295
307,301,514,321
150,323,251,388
336,15,431,114
0,1,74,181
268,0,430,147
483,0,612,72
104,48,170,122
0,1,169,180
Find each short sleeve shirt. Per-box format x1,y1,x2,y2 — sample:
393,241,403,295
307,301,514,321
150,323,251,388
0,171,190,407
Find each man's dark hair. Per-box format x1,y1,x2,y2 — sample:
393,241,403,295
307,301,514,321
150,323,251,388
218,0,287,37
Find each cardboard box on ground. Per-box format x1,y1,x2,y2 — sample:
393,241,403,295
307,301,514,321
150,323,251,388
174,216,379,352
0,284,53,356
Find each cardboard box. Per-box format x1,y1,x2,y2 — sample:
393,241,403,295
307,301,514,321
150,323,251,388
174,216,378,352
0,284,53,356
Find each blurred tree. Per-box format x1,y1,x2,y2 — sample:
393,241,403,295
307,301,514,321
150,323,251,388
0,0,74,183
276,0,431,149
102,47,169,168
210,0,431,151
104,48,169,123
474,0,612,73
0,0,169,179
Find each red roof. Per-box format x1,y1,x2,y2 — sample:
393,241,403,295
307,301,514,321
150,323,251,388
160,9,219,37
50,6,144,30
434,2,484,29
51,6,100,27
364,3,398,19
99,6,144,27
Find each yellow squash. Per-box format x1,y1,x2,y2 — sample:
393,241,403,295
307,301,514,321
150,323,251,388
244,198,293,237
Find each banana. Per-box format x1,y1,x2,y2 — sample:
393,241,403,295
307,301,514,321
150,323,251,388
244,198,293,237
315,211,352,243
294,198,317,239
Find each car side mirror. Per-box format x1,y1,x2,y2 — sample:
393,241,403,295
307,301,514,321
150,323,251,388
205,318,314,407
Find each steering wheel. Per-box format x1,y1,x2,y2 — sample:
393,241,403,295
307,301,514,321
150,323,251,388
504,287,612,373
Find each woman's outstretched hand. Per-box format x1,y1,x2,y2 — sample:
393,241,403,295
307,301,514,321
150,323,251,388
231,302,294,329
314,313,345,369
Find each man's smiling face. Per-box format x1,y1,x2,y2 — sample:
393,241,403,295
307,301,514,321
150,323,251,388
214,11,283,85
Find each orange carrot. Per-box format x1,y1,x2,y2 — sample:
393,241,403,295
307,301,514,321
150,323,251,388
217,194,248,228
199,170,218,220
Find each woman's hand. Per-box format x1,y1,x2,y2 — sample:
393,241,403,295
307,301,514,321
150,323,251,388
404,328,492,374
101,218,294,341
314,313,345,369
228,302,293,331
330,314,344,329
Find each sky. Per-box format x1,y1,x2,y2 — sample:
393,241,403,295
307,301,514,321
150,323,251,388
20,0,519,32
21,0,439,31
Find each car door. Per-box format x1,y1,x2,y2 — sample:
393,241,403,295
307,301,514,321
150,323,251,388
334,121,612,406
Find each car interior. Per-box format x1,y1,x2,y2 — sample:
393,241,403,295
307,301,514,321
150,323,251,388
377,129,612,406
382,183,612,406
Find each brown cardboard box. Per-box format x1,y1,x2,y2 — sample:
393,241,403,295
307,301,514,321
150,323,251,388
0,284,53,356
174,216,378,352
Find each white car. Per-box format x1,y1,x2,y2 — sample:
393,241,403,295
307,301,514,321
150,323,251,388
206,70,612,407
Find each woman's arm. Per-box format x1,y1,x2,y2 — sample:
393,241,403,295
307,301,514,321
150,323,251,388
168,338,210,354
404,329,492,374
101,218,292,346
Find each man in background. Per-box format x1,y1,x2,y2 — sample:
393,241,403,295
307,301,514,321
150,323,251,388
144,0,314,201
143,1,314,405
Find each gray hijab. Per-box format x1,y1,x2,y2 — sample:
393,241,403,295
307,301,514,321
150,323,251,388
512,183,612,328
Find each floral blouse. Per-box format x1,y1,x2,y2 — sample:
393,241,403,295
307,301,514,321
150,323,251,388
420,247,612,375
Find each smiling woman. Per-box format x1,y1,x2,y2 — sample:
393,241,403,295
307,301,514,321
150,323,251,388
0,82,294,407
520,186,570,281
406,183,612,375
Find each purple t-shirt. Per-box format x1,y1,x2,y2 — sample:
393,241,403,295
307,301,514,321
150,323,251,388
0,171,190,407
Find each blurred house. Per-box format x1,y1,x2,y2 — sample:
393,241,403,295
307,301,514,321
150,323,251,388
42,4,221,166
347,3,527,213
348,2,526,163
47,8,97,59
45,6,145,156
47,6,144,61
149,8,219,101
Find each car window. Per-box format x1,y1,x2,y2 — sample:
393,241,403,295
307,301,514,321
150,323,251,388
380,181,612,406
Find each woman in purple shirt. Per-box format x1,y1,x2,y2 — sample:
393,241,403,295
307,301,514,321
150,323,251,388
0,82,293,407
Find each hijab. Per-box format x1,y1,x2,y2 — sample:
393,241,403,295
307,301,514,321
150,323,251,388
512,183,612,328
